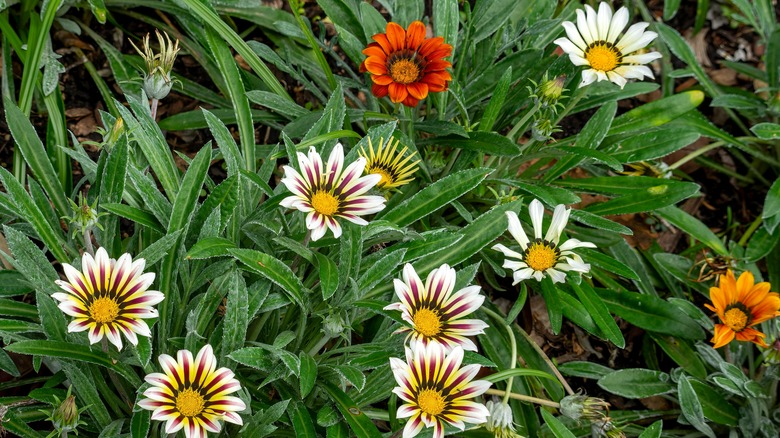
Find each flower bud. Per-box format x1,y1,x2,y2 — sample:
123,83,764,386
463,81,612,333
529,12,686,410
64,194,106,239
322,313,347,339
51,393,80,432
531,116,558,142
538,75,566,108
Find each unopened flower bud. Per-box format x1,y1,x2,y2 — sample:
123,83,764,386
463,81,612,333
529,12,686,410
538,75,566,107
64,194,106,239
483,399,523,438
130,30,180,100
560,394,610,422
322,313,346,339
51,393,79,432
531,116,557,142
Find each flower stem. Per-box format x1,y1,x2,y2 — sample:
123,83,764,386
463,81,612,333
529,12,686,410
516,324,575,396
485,388,560,408
480,307,518,404
507,101,540,142
83,228,94,256
150,98,159,121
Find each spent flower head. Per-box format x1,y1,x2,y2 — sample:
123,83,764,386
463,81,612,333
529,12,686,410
483,399,523,438
130,30,180,100
559,394,610,423
493,199,596,284
554,2,661,88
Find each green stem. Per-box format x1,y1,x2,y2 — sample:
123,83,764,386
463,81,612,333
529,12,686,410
516,321,575,396
738,215,763,247
667,141,725,171
507,101,540,142
484,388,560,408
480,307,518,404
404,106,415,141
83,228,94,256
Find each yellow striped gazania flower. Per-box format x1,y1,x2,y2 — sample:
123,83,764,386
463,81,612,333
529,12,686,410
138,345,246,438
390,342,491,438
359,137,420,190
52,248,163,351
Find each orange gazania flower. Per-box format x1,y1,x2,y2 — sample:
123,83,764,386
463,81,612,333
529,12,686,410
705,270,780,349
360,21,452,107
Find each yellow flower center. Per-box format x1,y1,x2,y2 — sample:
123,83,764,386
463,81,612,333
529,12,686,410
524,241,558,272
311,190,340,216
585,44,621,72
417,388,446,416
389,58,420,85
368,166,394,188
413,308,442,338
89,297,120,324
723,307,749,332
176,389,205,417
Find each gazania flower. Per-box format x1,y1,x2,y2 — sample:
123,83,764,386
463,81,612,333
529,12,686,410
52,248,163,351
384,264,488,352
280,143,386,241
138,345,246,438
359,137,420,190
553,2,662,88
390,343,491,438
492,199,596,284
360,21,452,107
705,270,780,349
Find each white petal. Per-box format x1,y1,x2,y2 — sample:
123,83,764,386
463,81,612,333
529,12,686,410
621,31,658,55
569,53,590,66
513,268,535,284
544,204,570,244
615,65,654,80
580,69,598,87
547,268,566,284
622,51,662,65
596,2,612,41
559,238,597,252
616,22,650,52
607,7,630,43
505,211,529,249
555,37,586,58
528,199,545,239
607,71,628,88
576,9,595,44
585,5,600,44
562,21,588,51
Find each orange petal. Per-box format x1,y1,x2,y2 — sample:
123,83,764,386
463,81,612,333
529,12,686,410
386,22,406,52
419,36,445,56
425,59,452,71
708,287,726,313
359,60,367,73
362,45,387,58
740,282,772,308
388,82,408,103
372,33,393,54
371,74,394,85
426,46,453,60
365,58,388,75
371,83,389,98
405,21,426,50
736,271,755,298
406,82,428,100
402,95,420,107
735,327,767,347
711,324,735,349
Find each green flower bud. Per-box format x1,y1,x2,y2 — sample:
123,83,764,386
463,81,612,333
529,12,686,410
51,394,79,432
322,313,346,339
64,194,107,239
538,75,567,107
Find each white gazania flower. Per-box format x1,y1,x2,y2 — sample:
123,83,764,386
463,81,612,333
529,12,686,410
553,2,662,88
138,345,246,438
384,264,488,352
390,343,491,438
492,199,596,284
280,143,386,241
52,247,163,351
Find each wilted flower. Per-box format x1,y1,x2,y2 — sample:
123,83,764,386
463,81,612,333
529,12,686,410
621,161,672,179
554,2,661,88
130,30,180,100
591,417,626,438
384,263,488,352
559,394,610,422
390,343,491,438
52,248,164,351
705,270,780,349
359,137,419,190
279,143,386,241
483,399,522,438
493,199,596,284
138,345,245,438
360,21,453,107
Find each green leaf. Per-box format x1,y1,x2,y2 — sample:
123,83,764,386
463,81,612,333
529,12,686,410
101,203,165,234
60,362,112,429
598,289,705,340
746,224,780,262
433,0,460,59
230,249,307,309
321,381,383,438
357,249,406,295
299,352,318,398
479,67,512,132
657,24,722,100
638,421,663,438
609,128,700,163
539,276,563,334
751,122,780,140
0,271,33,297
2,226,59,295
540,409,576,438
648,332,707,379
481,367,557,383
135,230,183,267
36,291,68,342
0,347,20,377
656,206,728,255
597,369,674,398
578,249,639,280
204,108,242,177
98,420,124,438
222,271,249,368
424,132,520,156
608,91,705,135
319,0,364,44
6,340,141,386
689,379,739,426
315,252,340,301
130,408,151,438
4,98,68,216
186,237,237,260
570,281,624,347
764,178,780,234
558,361,613,380
380,169,491,227
98,134,129,254
0,169,70,262
288,401,317,438
678,375,716,438
583,181,700,216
